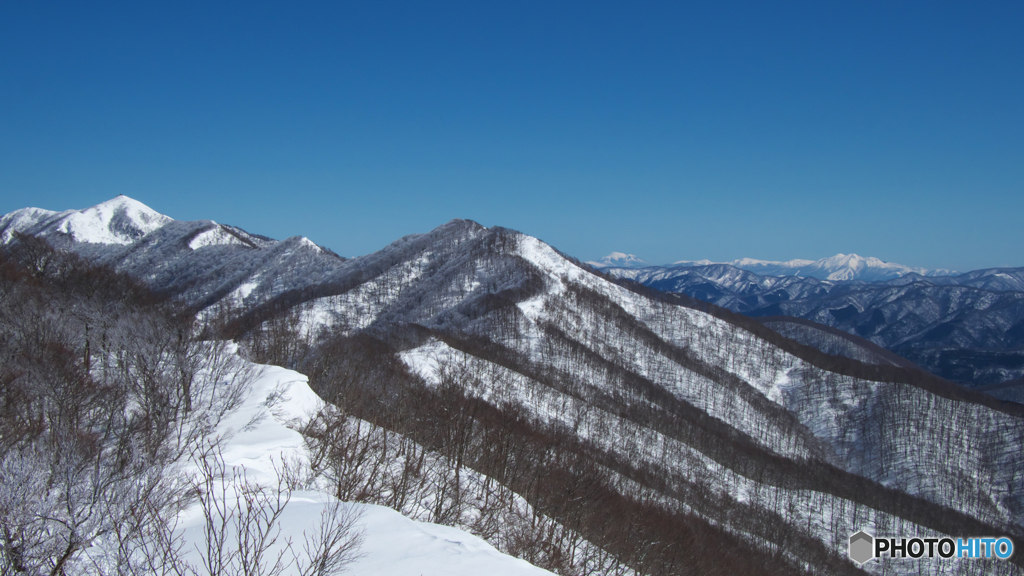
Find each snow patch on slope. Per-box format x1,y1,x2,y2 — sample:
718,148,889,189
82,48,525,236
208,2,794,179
350,504,553,576
188,224,251,250
298,237,322,252
291,250,434,337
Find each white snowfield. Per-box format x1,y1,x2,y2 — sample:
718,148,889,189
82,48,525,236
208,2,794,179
181,352,553,576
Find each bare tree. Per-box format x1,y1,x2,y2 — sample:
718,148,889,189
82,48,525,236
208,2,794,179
0,241,360,576
186,444,363,576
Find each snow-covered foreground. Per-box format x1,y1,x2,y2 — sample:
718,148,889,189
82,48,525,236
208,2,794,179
350,504,551,576
176,351,553,576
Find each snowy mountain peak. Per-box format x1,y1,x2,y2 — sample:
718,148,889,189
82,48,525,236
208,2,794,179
65,195,172,244
292,236,325,253
814,253,874,281
0,195,173,245
586,252,650,269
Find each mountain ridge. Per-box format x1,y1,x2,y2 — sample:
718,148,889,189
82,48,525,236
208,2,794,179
4,196,1024,575
591,251,958,281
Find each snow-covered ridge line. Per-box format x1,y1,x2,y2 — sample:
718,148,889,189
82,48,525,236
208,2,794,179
174,349,555,576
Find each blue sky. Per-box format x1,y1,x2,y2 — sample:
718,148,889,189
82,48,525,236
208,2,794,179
1,2,1022,270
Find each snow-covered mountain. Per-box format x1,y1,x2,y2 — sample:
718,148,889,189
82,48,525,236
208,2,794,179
585,251,650,269
0,195,351,312
651,253,957,281
0,195,173,245
4,196,1024,575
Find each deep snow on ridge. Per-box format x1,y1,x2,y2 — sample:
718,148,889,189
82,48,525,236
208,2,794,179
172,348,556,576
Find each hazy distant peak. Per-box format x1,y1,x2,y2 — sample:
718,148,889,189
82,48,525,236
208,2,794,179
671,253,956,281
587,252,650,268
730,257,815,268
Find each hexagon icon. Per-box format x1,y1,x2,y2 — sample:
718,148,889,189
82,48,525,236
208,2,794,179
849,531,874,564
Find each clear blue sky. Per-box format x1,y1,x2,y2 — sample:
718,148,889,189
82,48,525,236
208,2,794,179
1,1,1022,271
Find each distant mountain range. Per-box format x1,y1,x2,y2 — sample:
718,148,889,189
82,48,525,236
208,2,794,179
597,257,1024,389
589,252,958,282
4,199,1021,390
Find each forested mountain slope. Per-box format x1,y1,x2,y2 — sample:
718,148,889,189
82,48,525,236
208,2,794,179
241,222,1024,575
3,197,1023,575
0,240,559,575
